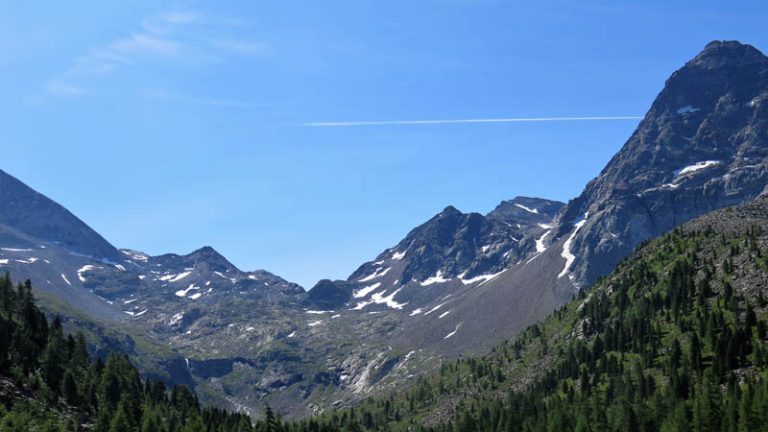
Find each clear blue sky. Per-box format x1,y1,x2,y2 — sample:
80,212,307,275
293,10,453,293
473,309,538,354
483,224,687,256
1,1,766,288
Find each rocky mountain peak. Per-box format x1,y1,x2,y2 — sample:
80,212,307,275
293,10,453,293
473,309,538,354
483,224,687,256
0,169,120,261
689,40,766,69
552,40,768,287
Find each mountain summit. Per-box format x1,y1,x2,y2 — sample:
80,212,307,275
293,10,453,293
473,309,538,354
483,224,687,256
551,40,768,286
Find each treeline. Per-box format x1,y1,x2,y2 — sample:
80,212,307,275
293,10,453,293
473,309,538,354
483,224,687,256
0,273,266,431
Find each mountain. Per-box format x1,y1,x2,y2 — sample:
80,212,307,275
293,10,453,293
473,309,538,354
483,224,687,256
0,169,120,261
2,40,767,420
381,40,768,357
297,195,768,431
551,40,768,288
0,273,260,431
310,197,563,311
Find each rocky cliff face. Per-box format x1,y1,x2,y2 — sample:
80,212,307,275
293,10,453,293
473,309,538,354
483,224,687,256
551,40,768,287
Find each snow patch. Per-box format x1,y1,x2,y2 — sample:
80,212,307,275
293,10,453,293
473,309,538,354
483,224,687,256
308,320,323,327
125,309,148,317
514,203,539,214
420,270,450,286
77,265,96,282
391,249,407,260
558,215,588,279
160,271,192,283
305,310,334,315
357,266,391,282
424,302,448,315
61,274,72,286
175,284,200,298
1,247,33,252
354,282,382,298
438,309,452,319
444,323,462,339
0,259,8,265
169,312,184,326
352,288,407,310
15,258,38,264
287,331,296,338
675,160,720,177
409,308,423,316
459,270,505,285
676,105,701,114
535,230,552,253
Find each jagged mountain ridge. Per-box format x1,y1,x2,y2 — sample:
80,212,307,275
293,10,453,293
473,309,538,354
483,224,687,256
310,197,563,311
1,40,767,419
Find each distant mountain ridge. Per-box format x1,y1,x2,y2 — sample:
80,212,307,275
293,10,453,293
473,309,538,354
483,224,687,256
1,40,766,418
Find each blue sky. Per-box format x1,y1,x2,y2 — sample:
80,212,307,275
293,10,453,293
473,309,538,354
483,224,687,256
1,1,766,288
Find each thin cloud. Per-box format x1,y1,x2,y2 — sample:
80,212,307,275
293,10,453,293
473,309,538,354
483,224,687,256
301,116,644,127
44,11,267,98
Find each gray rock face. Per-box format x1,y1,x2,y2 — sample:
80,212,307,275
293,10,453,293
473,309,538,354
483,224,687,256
321,197,563,312
551,40,768,287
0,169,120,261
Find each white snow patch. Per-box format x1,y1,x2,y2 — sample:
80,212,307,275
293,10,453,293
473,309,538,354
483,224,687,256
357,266,391,282
676,105,701,114
169,312,184,326
114,264,126,272
15,258,38,264
391,250,407,260
175,283,199,298
444,323,462,339
514,203,539,214
77,265,96,282
123,298,138,304
354,282,382,298
424,302,448,315
160,271,192,283
246,326,255,331
558,215,588,279
352,288,407,310
675,160,720,177
538,223,553,229
125,308,148,317
0,259,8,265
287,331,296,338
1,247,33,252
438,309,452,319
305,310,334,315
61,274,72,286
189,293,202,300
308,320,323,327
214,271,228,280
535,230,552,253
331,314,341,318
420,270,450,286
459,270,505,285
409,308,423,316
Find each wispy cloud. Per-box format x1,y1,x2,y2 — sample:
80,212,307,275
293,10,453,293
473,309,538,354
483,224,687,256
44,11,267,98
301,116,644,127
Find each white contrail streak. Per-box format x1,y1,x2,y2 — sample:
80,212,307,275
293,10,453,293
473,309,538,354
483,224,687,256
301,116,643,127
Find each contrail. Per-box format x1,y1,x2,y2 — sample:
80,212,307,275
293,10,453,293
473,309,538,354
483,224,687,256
301,116,643,127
